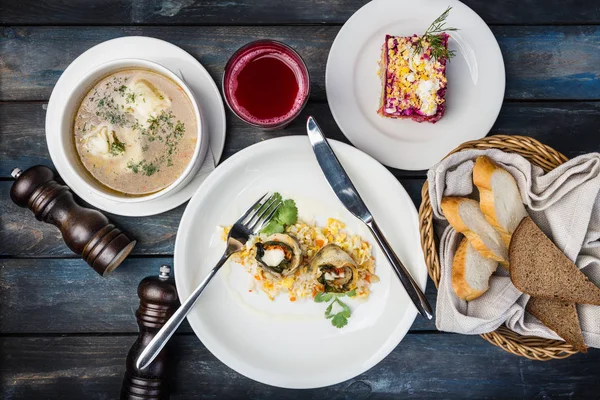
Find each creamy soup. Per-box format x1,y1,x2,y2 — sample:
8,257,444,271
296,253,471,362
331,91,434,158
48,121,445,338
73,69,198,195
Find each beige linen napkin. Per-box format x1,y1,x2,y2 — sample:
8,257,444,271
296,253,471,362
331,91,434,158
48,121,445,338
428,149,600,348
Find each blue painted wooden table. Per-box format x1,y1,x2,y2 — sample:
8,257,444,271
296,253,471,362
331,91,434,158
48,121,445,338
1,1,599,398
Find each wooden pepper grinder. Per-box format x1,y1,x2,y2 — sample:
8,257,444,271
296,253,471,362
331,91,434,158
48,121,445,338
121,265,179,400
10,165,136,276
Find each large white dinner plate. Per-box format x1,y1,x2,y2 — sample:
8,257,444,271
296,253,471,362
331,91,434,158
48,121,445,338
174,136,427,388
326,0,505,170
45,36,226,216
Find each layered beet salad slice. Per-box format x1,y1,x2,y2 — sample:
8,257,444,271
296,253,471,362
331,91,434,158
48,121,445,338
377,7,457,123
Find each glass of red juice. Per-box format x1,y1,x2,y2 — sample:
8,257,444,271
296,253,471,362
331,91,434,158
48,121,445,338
223,40,310,130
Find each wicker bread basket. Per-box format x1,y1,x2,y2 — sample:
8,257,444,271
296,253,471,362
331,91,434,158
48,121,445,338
418,134,581,360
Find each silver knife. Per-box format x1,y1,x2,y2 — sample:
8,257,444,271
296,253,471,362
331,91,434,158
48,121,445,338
306,116,433,320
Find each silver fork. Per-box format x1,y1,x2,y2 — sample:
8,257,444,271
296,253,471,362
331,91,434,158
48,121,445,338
136,193,282,370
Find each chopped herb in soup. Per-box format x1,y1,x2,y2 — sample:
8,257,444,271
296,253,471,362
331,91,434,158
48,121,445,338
73,69,198,195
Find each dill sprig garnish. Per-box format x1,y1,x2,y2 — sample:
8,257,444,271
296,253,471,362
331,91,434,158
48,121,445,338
109,131,126,156
414,6,458,61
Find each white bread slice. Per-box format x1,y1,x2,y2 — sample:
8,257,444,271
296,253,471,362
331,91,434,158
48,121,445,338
473,156,528,247
441,197,509,265
452,237,499,301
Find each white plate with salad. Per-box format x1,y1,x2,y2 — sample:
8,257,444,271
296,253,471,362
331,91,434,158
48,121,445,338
174,136,427,388
326,0,505,170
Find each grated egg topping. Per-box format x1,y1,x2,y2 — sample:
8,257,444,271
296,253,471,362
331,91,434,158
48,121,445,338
383,35,447,116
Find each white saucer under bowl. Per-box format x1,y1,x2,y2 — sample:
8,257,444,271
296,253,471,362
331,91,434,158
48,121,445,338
46,36,226,217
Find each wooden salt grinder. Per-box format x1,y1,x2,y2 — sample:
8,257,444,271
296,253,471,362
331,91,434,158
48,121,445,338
121,265,179,400
10,165,136,276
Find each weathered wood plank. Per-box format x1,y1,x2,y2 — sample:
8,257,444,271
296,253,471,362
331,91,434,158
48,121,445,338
0,26,331,102
1,0,598,25
1,334,598,399
490,102,600,157
0,177,425,257
2,101,600,180
2,26,600,101
498,27,600,100
0,258,437,333
0,102,53,173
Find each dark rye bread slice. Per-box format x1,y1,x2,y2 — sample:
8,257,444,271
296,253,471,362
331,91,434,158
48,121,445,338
527,297,587,353
510,217,600,305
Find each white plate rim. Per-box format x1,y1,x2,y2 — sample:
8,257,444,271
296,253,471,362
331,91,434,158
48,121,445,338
174,136,428,388
326,0,505,170
45,35,226,216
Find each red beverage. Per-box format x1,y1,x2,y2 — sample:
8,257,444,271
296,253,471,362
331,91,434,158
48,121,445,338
223,40,310,129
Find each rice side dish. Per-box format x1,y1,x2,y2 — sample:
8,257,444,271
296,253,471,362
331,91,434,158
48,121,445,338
219,192,379,328
221,218,379,301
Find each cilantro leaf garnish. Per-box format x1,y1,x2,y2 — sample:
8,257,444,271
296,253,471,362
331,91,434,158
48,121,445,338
259,193,298,235
314,290,356,328
334,298,351,318
277,199,298,226
271,192,283,204
325,298,351,328
261,220,284,235
314,292,334,303
324,301,334,319
331,312,349,329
